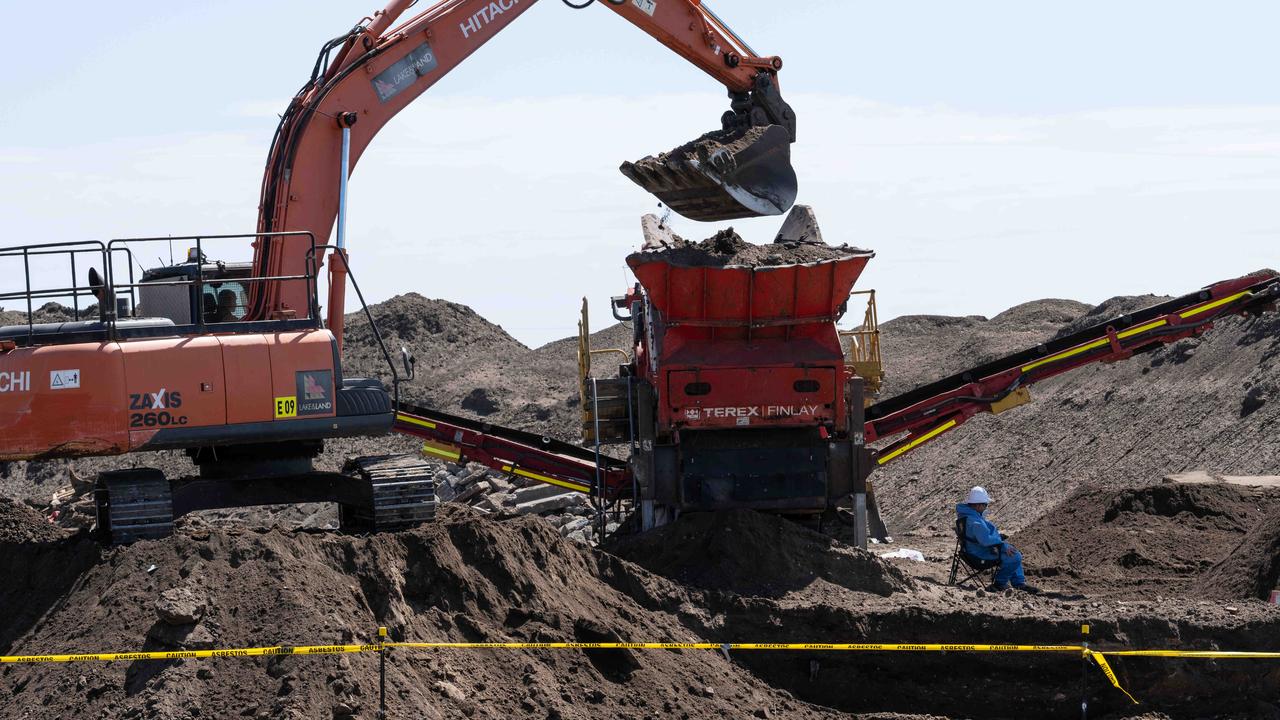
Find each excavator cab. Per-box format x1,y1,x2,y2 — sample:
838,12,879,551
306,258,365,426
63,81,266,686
136,254,253,326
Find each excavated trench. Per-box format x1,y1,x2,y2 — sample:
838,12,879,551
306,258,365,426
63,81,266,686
701,601,1280,719
4,496,1280,719
604,510,1280,719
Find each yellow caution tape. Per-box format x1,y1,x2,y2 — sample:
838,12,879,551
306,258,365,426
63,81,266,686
1088,651,1139,705
8,636,1276,707
1100,649,1280,659
388,642,1081,652
0,644,380,664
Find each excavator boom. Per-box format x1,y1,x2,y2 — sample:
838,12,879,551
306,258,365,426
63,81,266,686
253,0,799,323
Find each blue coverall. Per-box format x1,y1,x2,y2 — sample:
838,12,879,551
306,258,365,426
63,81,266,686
956,503,1025,588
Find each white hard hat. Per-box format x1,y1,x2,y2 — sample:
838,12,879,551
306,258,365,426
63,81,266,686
964,486,991,504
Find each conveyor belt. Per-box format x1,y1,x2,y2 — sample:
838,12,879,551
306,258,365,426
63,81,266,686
865,270,1279,462
393,401,629,496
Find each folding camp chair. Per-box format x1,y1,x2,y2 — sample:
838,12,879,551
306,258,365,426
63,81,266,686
948,516,999,587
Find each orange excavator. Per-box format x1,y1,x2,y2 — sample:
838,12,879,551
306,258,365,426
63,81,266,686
0,0,799,542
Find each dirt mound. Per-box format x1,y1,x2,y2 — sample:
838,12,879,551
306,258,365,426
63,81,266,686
1197,506,1280,600
629,226,865,268
1012,482,1280,595
1,505,857,720
7,504,1280,718
0,496,66,543
341,293,607,443
341,292,525,385
606,510,913,599
0,301,95,326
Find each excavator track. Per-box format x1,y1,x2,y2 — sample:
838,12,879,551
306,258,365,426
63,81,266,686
95,468,174,544
339,455,437,532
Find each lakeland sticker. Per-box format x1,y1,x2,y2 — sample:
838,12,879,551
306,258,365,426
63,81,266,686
371,41,438,103
295,370,334,416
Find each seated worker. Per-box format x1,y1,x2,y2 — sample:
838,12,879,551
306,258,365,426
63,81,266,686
956,486,1038,593
213,289,239,323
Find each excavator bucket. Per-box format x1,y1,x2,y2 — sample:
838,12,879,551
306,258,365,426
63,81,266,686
620,125,798,222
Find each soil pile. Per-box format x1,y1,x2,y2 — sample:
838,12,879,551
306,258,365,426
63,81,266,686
0,301,95,327
873,285,1280,535
6,505,1280,718
1012,482,1280,595
0,496,66,544
629,226,866,268
0,506,854,720
341,293,625,444
1197,506,1280,600
606,510,914,599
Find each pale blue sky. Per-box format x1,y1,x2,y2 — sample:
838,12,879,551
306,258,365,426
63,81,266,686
2,1,1276,344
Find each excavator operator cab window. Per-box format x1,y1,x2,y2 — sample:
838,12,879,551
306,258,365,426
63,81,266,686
203,282,247,323
138,260,256,327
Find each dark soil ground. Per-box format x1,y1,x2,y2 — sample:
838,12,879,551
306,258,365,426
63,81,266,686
3,498,1280,720
1013,481,1280,598
1198,503,1280,602
606,510,914,599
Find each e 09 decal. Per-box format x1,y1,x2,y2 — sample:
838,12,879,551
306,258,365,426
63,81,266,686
275,396,298,419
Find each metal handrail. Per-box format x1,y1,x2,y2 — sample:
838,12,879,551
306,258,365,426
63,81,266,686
0,240,111,340
1,232,321,347
107,231,318,335
841,290,881,362
840,290,884,404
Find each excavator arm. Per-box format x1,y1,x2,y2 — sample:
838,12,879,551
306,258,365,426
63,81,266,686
865,270,1280,465
251,0,798,325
